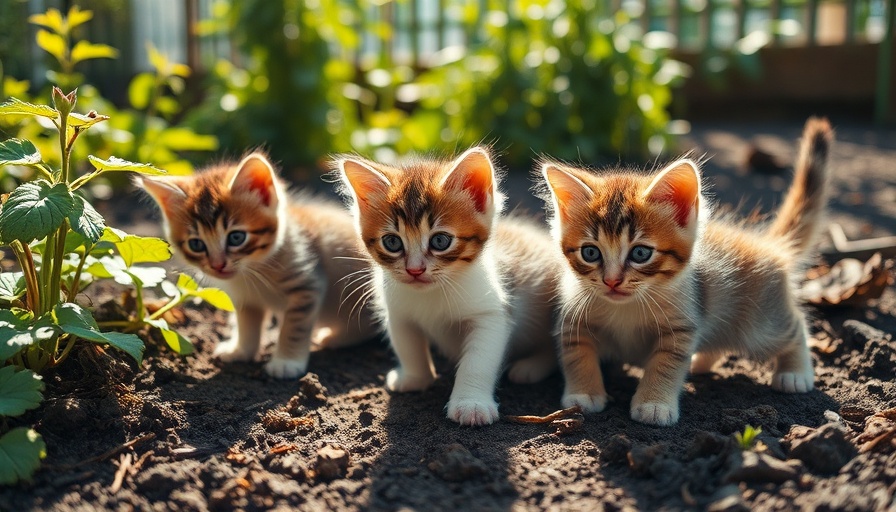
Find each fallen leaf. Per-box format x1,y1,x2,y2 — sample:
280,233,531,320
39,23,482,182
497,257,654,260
800,253,894,307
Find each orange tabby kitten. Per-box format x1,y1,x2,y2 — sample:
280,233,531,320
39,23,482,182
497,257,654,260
539,118,833,426
336,148,560,426
139,153,375,378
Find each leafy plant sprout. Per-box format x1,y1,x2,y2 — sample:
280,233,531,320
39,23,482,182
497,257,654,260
734,425,763,451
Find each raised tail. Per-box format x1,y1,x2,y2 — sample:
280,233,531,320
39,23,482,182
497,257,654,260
767,117,834,255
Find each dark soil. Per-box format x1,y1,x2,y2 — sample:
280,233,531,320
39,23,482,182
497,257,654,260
2,120,895,511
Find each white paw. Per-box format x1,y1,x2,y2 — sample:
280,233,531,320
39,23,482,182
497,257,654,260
771,371,814,393
212,339,255,362
264,356,308,379
507,358,555,384
562,393,608,413
630,401,679,426
446,398,499,426
385,368,435,392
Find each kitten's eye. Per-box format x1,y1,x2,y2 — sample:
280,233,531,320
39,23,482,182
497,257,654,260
187,238,206,253
629,245,653,263
581,245,601,263
227,230,248,247
382,234,403,253
429,233,453,252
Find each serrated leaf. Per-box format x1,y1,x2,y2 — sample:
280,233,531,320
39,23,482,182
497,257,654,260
67,111,110,129
28,8,64,33
66,6,93,29
0,428,46,485
0,139,42,167
114,235,172,266
36,30,66,62
176,273,199,292
0,366,44,416
0,97,58,119
190,288,235,312
68,195,105,243
0,272,25,302
0,181,74,244
70,41,118,65
87,155,166,176
100,226,127,243
53,303,144,364
0,311,59,360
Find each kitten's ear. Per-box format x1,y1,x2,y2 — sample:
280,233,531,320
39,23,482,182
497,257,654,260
137,177,187,216
229,153,279,207
440,147,494,213
542,164,593,219
338,158,392,206
644,159,701,227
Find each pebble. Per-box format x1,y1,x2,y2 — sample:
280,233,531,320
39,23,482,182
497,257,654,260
314,443,351,481
787,423,857,474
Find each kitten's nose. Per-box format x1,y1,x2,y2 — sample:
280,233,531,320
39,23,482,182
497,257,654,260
603,276,622,289
211,261,227,272
406,267,426,277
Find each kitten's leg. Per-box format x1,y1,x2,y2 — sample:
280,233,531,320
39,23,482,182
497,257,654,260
446,316,511,426
265,292,321,379
630,336,692,426
771,319,814,393
507,346,557,384
559,334,608,413
385,321,436,392
213,307,264,362
690,351,722,374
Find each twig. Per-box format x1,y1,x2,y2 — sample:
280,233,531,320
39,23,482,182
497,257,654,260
824,223,896,261
504,405,582,424
110,453,132,494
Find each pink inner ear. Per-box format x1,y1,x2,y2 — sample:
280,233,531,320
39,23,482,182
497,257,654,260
233,158,275,206
658,187,695,227
646,163,700,227
462,173,490,213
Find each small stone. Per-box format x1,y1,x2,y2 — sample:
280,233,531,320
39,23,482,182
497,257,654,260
841,320,890,349
427,443,488,482
726,451,800,484
299,373,328,406
788,423,857,474
314,443,350,481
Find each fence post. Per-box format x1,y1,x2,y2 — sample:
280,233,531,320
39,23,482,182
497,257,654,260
875,0,895,123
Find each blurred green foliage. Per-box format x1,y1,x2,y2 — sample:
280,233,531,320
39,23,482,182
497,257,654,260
190,0,684,170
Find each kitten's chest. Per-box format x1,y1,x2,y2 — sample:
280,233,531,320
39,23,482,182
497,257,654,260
592,305,678,364
218,273,287,309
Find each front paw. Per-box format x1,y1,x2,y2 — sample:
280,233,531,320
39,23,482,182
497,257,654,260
264,356,308,379
630,400,679,426
385,368,435,392
446,397,499,426
213,339,255,362
771,371,814,393
562,393,608,413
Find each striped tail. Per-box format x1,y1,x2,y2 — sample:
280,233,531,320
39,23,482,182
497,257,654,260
767,117,834,256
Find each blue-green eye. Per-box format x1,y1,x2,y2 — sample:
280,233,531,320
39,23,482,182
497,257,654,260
227,231,247,247
581,245,601,263
629,245,653,263
187,238,206,253
429,233,453,251
382,234,403,253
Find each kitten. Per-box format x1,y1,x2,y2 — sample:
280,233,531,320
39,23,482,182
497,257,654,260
336,148,560,426
139,153,375,378
539,118,833,426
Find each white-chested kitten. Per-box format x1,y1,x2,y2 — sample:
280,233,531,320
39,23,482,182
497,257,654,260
539,118,833,426
139,153,376,378
336,148,561,426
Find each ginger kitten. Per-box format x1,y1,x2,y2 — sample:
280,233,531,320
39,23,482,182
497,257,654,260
337,148,560,426
539,118,833,426
139,153,375,378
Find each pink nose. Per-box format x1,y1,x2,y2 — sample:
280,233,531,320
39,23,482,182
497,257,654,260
603,277,622,289
211,261,227,272
406,267,426,277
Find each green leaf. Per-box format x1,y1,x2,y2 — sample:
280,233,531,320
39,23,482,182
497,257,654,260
0,181,74,244
87,155,166,176
85,256,167,288
67,111,110,129
0,428,46,485
128,73,155,110
113,235,172,266
100,226,127,243
0,310,59,360
53,303,144,364
70,41,118,65
66,6,93,29
156,128,219,151
0,366,44,416
28,9,64,33
145,319,194,356
0,272,26,302
176,273,199,292
36,30,66,63
0,139,42,167
68,195,105,243
190,288,235,312
0,97,58,120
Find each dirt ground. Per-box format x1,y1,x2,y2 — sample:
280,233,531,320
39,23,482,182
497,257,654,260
2,119,896,511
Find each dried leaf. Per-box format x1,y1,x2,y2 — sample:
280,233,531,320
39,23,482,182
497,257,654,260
800,253,895,307
856,408,896,454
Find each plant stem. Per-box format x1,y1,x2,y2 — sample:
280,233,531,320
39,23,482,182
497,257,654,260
52,334,76,366
10,241,40,313
147,295,185,322
67,248,90,302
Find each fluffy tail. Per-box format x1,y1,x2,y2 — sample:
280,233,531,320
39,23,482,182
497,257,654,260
767,117,834,255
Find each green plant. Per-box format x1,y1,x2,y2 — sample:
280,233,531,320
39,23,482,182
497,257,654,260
0,366,45,485
735,425,762,450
